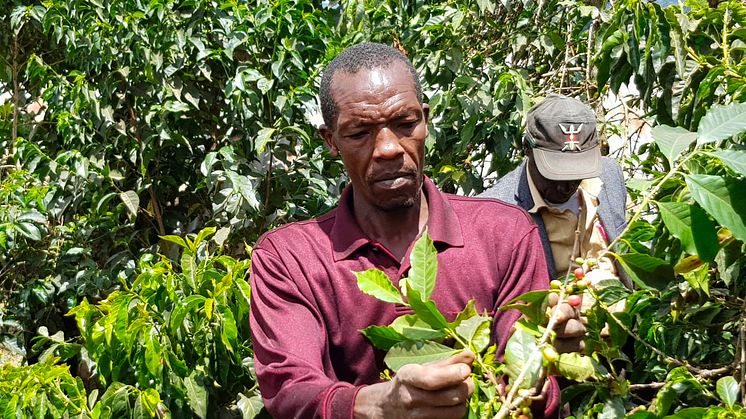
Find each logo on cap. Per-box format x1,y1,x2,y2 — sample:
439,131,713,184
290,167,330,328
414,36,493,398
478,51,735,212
559,123,583,151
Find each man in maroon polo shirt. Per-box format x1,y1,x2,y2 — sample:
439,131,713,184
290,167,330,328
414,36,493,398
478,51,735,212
249,42,581,418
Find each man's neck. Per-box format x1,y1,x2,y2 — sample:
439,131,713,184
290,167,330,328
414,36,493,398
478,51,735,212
353,190,429,262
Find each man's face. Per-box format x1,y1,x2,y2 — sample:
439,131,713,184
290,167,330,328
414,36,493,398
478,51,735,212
527,149,582,205
320,63,429,212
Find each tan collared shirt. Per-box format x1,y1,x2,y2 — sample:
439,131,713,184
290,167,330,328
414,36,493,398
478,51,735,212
527,170,616,276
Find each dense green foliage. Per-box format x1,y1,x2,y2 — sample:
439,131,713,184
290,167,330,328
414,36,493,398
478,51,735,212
1,0,745,417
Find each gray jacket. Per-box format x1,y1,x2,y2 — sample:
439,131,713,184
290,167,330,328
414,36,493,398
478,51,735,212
480,157,630,286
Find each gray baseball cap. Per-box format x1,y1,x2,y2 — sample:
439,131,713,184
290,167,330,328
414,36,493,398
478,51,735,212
524,95,602,181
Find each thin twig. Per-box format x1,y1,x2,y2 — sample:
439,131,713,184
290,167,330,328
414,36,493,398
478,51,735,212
739,299,746,405
495,187,585,418
629,366,733,392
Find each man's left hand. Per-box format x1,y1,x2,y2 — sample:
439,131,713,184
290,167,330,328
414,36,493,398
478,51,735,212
547,292,586,353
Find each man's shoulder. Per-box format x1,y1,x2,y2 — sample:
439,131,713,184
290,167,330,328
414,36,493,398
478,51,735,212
442,191,535,228
254,209,337,251
478,164,524,203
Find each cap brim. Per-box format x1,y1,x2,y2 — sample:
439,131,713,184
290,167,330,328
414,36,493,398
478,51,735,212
533,146,602,181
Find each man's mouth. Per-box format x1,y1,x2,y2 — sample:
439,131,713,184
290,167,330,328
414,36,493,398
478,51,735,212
372,172,416,188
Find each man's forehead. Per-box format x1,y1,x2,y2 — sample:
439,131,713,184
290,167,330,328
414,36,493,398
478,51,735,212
330,63,415,92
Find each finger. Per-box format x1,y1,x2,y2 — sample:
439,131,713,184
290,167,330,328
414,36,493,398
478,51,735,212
553,302,579,324
409,403,469,419
406,380,471,407
430,350,475,368
398,356,473,391
554,336,585,353
554,318,586,338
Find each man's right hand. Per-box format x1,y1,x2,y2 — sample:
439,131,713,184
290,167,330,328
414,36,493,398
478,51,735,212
353,350,475,419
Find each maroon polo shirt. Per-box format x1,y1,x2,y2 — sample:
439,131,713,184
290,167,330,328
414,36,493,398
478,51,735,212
249,177,558,418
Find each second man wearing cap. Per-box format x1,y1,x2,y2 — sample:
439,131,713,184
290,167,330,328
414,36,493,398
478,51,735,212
480,95,630,290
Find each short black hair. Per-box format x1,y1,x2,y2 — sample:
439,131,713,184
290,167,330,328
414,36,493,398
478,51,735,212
319,42,423,128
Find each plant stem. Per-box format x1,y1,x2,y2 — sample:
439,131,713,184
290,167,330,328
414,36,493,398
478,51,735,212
738,299,746,405
446,330,498,387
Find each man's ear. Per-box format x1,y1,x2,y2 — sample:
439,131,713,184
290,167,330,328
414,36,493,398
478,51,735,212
422,103,430,137
319,125,339,157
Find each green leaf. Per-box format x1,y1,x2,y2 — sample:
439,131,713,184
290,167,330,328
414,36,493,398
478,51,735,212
686,175,746,243
716,376,738,408
682,263,710,296
184,373,208,419
599,397,625,419
220,306,238,352
170,295,207,334
254,127,275,154
119,190,139,219
390,315,446,341
500,290,550,324
454,315,491,353
182,252,197,290
614,253,673,290
651,125,696,164
193,227,216,247
17,210,47,224
15,222,42,240
504,324,541,389
697,102,746,144
354,269,403,305
361,325,407,351
144,329,162,376
160,235,188,249
237,393,265,419
556,352,595,382
658,202,719,262
450,299,477,328
384,341,460,372
408,229,438,301
594,278,631,305
406,285,448,330
663,407,708,418
708,150,746,175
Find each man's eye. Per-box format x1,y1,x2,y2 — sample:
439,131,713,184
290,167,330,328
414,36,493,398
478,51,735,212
398,121,418,130
346,131,367,140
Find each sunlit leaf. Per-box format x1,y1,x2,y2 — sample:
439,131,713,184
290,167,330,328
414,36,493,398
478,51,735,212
500,290,550,324
651,125,696,164
406,286,448,330
697,102,746,144
355,269,403,305
384,341,460,372
686,175,746,243
361,325,407,351
708,150,746,174
184,373,207,419
454,315,491,353
390,315,446,341
716,376,738,408
119,190,139,219
658,202,719,262
556,352,595,382
254,127,275,154
408,229,438,301
614,252,673,290
504,324,541,389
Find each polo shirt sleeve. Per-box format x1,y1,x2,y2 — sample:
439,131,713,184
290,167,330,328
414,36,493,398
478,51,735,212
249,244,363,419
493,220,560,417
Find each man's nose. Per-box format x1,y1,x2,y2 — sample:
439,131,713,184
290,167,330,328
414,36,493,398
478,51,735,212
373,128,404,159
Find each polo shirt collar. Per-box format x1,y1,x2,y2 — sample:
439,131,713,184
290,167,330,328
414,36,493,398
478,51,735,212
330,176,464,262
